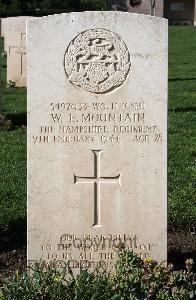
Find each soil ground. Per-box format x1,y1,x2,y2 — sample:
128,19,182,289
0,231,195,281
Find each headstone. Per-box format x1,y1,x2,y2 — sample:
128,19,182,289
0,18,6,38
4,16,34,87
27,12,168,271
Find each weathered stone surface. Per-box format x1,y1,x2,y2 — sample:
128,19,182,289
4,16,34,87
0,17,7,37
0,17,11,39
27,12,168,271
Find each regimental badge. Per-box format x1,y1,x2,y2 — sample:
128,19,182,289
64,29,131,94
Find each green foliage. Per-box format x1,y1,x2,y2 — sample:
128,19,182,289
80,0,106,10
0,0,107,15
0,0,21,13
1,251,195,299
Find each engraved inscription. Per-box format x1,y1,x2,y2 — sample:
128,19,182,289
64,29,131,94
30,233,157,270
74,150,120,226
32,100,164,145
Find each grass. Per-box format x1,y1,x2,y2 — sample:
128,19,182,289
168,26,196,231
0,38,26,226
0,26,196,231
0,130,26,225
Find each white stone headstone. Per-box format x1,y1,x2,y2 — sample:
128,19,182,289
27,12,168,271
0,17,7,38
4,16,34,87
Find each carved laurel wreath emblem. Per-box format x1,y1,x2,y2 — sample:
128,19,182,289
64,29,131,94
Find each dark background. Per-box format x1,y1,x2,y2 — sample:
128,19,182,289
0,0,107,17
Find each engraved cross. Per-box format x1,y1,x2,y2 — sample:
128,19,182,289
74,150,120,227
9,33,26,75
